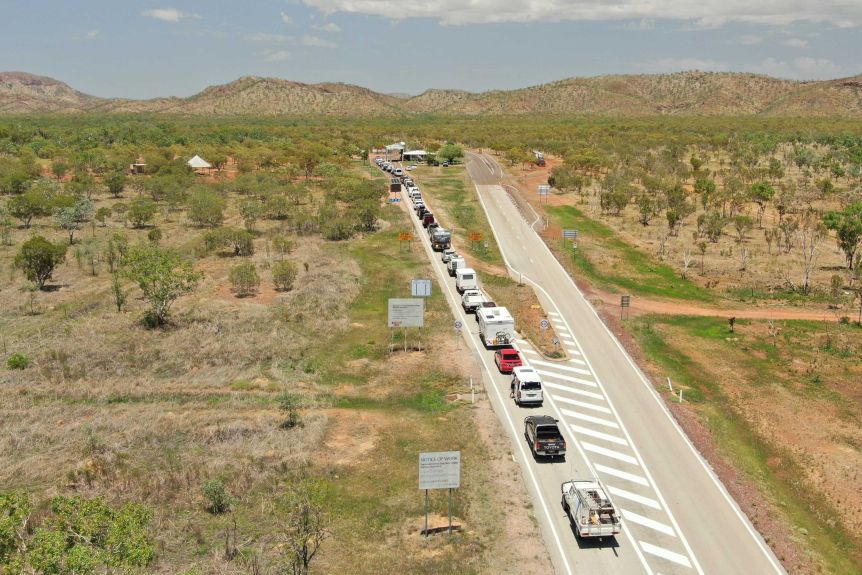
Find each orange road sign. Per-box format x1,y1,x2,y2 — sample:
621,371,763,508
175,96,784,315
399,232,413,241
469,232,483,241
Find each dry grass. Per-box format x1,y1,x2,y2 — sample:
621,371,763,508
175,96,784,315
1,177,552,574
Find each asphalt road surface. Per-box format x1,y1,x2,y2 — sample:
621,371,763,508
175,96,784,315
398,155,786,575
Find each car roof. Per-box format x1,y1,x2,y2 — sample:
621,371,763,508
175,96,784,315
527,415,558,426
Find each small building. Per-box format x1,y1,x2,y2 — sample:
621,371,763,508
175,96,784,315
187,155,213,175
403,150,428,162
129,159,147,174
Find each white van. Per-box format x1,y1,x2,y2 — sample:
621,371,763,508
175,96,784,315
511,366,543,406
478,306,515,347
455,268,478,293
393,167,404,176
447,256,466,277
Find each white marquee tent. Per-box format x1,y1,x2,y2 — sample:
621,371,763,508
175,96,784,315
187,155,212,169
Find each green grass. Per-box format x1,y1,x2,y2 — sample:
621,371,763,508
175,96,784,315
632,314,861,574
412,167,503,266
547,205,714,302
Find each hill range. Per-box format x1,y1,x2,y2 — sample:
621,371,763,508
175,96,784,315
2,70,861,116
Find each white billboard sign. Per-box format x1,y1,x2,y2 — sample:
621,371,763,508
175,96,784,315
419,451,461,490
388,298,425,328
411,279,432,297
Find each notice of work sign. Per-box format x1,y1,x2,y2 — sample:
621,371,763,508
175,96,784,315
419,451,461,490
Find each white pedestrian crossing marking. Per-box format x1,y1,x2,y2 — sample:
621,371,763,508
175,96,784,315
594,464,649,486
568,424,629,446
622,509,675,536
639,541,692,568
535,370,596,387
582,441,638,464
607,486,660,510
546,384,604,400
553,395,611,414
530,359,592,376
560,409,619,429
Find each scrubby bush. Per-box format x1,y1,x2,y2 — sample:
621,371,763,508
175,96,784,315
272,235,294,258
187,188,226,227
229,261,260,297
272,260,298,291
203,227,254,256
127,197,158,228
201,479,231,514
6,353,30,370
147,228,162,244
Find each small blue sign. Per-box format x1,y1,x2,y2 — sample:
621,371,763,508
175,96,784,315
388,197,401,203
454,320,463,330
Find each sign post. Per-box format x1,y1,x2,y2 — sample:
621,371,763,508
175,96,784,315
419,451,461,537
538,184,550,204
620,295,631,320
411,279,432,297
389,298,424,352
399,231,413,252
469,232,483,251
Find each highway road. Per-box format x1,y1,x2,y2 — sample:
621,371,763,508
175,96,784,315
394,155,786,575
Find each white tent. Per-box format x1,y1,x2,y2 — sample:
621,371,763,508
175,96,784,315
187,155,212,169
403,150,428,160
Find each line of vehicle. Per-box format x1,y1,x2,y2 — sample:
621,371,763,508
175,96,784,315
471,178,702,574
470,154,784,574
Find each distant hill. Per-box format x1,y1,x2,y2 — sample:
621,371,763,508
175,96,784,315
2,70,861,116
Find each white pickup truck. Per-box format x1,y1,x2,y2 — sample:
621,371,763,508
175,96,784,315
461,289,489,313
561,478,621,539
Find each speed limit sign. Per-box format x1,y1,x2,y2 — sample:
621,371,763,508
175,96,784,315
454,320,463,330
540,319,550,330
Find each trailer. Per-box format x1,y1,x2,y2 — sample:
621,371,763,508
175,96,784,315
561,478,621,539
477,306,515,347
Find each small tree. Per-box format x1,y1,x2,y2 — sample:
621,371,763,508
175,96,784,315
111,271,127,312
104,169,128,198
204,228,254,256
272,260,298,291
749,181,775,228
187,188,226,227
278,391,302,429
279,481,330,575
239,197,263,231
229,261,260,297
147,228,162,244
732,215,754,243
54,197,94,244
823,202,862,269
14,235,67,289
127,197,158,228
437,143,464,164
272,235,295,259
8,189,53,228
122,244,201,327
94,206,112,227
697,241,707,275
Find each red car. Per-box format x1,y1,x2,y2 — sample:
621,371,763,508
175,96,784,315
494,348,522,374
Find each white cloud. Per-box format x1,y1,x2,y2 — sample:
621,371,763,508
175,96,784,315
749,57,842,80
245,32,336,49
298,0,862,27
281,11,292,24
736,34,762,45
314,22,342,32
141,8,199,23
85,30,100,39
264,49,292,62
643,58,729,73
301,34,337,48
245,33,294,43
782,38,808,48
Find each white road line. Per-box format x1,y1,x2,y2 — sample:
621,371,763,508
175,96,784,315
559,333,575,340
519,347,539,356
568,357,587,366
530,359,593,376
548,311,560,317
536,370,596,387
639,542,693,568
552,395,612,414
581,442,638,465
622,510,676,537
560,409,620,429
594,463,649,487
545,384,605,400
568,423,629,446
608,486,661,510
474,180,782,574
566,347,581,355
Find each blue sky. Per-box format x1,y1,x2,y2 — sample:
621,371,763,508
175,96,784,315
1,0,859,98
